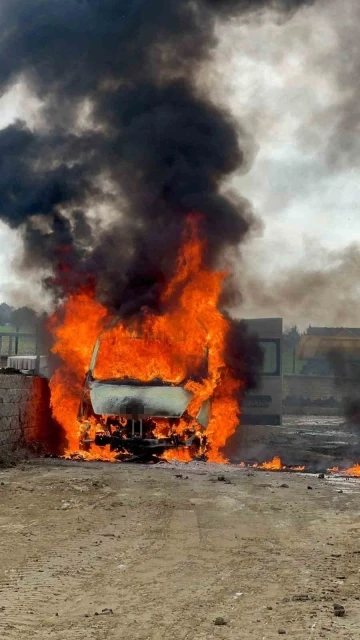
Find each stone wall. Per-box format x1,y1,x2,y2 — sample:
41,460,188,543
0,374,51,450
283,374,359,415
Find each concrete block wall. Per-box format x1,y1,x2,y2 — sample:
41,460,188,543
0,374,50,450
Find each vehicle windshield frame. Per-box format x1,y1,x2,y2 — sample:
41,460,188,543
88,335,209,385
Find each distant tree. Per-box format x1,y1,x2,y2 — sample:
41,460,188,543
0,302,13,325
11,306,37,329
283,325,301,350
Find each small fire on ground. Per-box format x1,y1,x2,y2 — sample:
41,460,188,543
239,457,305,472
328,465,360,477
239,457,360,476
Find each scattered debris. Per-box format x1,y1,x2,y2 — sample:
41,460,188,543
233,592,243,599
280,484,289,489
278,629,286,635
307,486,313,490
214,617,227,626
318,473,325,479
70,485,89,494
68,453,86,461
292,595,312,602
92,480,107,488
334,604,345,617
212,476,232,484
95,608,113,616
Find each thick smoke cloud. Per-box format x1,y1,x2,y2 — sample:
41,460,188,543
234,242,360,329
0,0,312,315
298,0,360,171
198,0,359,329
224,318,264,391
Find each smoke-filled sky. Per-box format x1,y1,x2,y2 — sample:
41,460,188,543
0,0,359,329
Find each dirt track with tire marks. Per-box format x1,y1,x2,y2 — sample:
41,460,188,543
0,460,360,639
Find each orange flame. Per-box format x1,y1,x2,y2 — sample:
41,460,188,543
255,456,285,471
163,447,194,463
240,457,305,472
48,215,242,462
343,464,360,476
329,464,360,477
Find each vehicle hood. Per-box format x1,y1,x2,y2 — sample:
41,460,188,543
89,381,193,418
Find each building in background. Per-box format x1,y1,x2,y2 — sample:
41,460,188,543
297,327,360,377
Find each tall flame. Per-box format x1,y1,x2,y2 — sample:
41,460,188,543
48,215,242,462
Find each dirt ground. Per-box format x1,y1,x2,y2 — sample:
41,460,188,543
1,460,360,639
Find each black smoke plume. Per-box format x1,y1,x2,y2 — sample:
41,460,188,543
0,0,313,312
0,0,313,407
225,319,264,393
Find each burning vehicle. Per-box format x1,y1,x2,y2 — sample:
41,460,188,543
0,0,316,466
78,322,210,460
49,223,242,463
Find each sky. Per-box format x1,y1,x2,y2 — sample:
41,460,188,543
0,82,45,308
0,0,359,329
